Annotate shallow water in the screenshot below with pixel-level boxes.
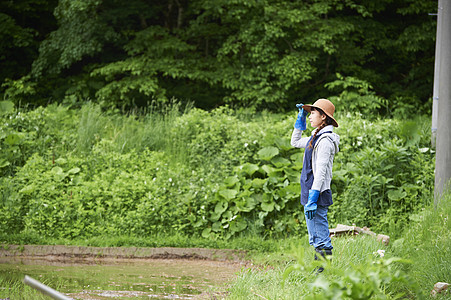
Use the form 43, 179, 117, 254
0, 257, 242, 299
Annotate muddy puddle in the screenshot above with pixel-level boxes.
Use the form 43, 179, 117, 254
0, 256, 244, 299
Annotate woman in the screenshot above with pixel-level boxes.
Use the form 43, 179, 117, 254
291, 98, 340, 272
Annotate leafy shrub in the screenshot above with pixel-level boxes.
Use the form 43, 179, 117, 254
0, 103, 435, 240
283, 250, 422, 299
326, 74, 388, 116
329, 114, 434, 235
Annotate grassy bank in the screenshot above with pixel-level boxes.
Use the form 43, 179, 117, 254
227, 191, 451, 299
0, 231, 284, 253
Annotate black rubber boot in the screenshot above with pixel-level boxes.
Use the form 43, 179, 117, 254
314, 248, 332, 274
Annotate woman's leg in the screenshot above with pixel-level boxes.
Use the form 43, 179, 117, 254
305, 205, 333, 273
305, 205, 333, 250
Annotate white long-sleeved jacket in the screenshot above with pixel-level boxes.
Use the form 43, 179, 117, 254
291, 125, 340, 192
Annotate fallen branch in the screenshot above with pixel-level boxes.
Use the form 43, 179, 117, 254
329, 224, 390, 245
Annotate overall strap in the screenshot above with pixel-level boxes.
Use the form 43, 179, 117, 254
311, 131, 332, 149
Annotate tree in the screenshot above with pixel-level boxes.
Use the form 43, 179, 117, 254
0, 0, 58, 94
1, 0, 437, 112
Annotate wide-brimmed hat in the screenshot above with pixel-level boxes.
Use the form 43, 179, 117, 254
302, 98, 338, 127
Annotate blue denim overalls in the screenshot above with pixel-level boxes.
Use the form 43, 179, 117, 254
300, 132, 333, 250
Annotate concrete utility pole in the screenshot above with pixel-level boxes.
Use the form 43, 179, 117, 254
435, 0, 451, 205
431, 0, 442, 148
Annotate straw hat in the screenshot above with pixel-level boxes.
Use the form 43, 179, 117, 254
302, 98, 338, 127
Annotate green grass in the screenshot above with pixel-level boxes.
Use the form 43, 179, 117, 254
391, 190, 451, 297
226, 192, 451, 299
0, 231, 282, 252
1, 102, 435, 241
226, 235, 396, 299
0, 102, 446, 298
1, 194, 449, 299
0, 277, 52, 300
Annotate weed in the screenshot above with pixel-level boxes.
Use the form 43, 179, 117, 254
0, 104, 435, 241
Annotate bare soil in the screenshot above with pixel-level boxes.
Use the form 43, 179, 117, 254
0, 244, 248, 262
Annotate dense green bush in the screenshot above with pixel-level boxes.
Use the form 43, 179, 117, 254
330, 115, 434, 233
0, 103, 435, 240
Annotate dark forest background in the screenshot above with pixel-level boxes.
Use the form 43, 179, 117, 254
0, 0, 437, 113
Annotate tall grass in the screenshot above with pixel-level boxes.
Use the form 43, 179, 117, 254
140, 100, 193, 163
391, 190, 451, 295
76, 102, 105, 153
227, 235, 398, 299
75, 101, 192, 163
227, 192, 451, 299
0, 277, 51, 300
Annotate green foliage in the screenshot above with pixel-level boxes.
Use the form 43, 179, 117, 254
284, 255, 419, 299
0, 102, 442, 299
0, 100, 14, 114
227, 192, 451, 299
0, 277, 50, 300
391, 191, 451, 294
0, 0, 436, 110
326, 73, 388, 116
0, 0, 58, 85
31, 0, 118, 77
0, 103, 435, 241
329, 114, 434, 236
227, 235, 425, 299
0, 13, 34, 54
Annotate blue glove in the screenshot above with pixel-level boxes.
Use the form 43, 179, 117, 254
294, 103, 308, 130
305, 189, 320, 219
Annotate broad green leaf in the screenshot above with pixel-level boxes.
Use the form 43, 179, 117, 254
284, 168, 299, 176
261, 164, 275, 175
209, 212, 221, 222
68, 167, 81, 174
215, 201, 228, 214
4, 133, 23, 146
19, 185, 34, 194
222, 210, 233, 221
245, 197, 257, 207
0, 101, 14, 114
268, 176, 279, 184
388, 189, 407, 201
212, 221, 222, 232
201, 228, 211, 238
261, 201, 275, 212
193, 218, 204, 228
230, 216, 247, 233
55, 158, 67, 165
283, 183, 301, 194
235, 197, 256, 212
0, 159, 10, 168
251, 178, 266, 189
258, 146, 279, 161
51, 166, 64, 175
290, 152, 303, 162
271, 156, 291, 168
251, 193, 263, 204
333, 169, 348, 180
275, 138, 292, 151
241, 163, 259, 176
219, 189, 238, 200
224, 176, 239, 187
237, 189, 253, 198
